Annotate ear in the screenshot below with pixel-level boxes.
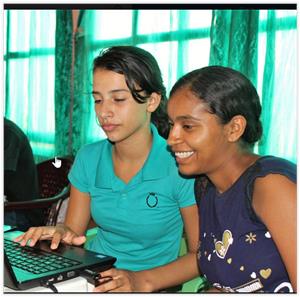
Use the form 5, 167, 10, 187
225, 115, 247, 143
146, 93, 161, 113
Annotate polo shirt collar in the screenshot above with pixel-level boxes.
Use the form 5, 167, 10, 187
95, 140, 114, 189
94, 124, 170, 189
141, 124, 170, 181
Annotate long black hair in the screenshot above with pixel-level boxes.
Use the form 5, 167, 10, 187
170, 66, 262, 148
93, 46, 169, 139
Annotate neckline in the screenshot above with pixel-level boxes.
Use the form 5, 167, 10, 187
215, 155, 270, 197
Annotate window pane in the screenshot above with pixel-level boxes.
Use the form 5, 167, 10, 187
4, 10, 7, 54
9, 10, 31, 51
259, 10, 268, 21
187, 10, 212, 28
34, 10, 56, 48
7, 56, 55, 134
271, 29, 297, 160
137, 10, 178, 34
138, 42, 178, 94
93, 10, 133, 40
276, 10, 297, 18
256, 27, 297, 161
185, 38, 211, 73
260, 9, 296, 21
7, 59, 30, 125
8, 10, 55, 51
28, 56, 55, 134
257, 32, 266, 100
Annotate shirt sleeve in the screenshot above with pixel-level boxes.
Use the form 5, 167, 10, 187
173, 173, 196, 208
68, 147, 90, 193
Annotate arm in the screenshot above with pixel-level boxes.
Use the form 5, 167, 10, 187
64, 185, 91, 236
49, 185, 92, 248
95, 204, 200, 292
14, 185, 91, 249
252, 174, 296, 291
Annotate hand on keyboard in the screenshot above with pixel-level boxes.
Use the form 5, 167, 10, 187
13, 224, 86, 250
5, 239, 82, 274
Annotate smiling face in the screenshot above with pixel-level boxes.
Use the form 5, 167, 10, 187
167, 87, 234, 176
93, 68, 151, 143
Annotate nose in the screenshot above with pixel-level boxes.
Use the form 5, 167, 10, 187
95, 101, 113, 121
167, 124, 182, 146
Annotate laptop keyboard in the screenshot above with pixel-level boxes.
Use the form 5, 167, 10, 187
4, 239, 82, 274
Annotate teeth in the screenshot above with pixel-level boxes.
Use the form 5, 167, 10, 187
174, 151, 194, 159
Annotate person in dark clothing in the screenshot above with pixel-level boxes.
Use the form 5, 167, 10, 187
167, 66, 296, 292
4, 118, 43, 231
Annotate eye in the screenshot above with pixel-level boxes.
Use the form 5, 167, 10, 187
114, 98, 126, 102
182, 124, 193, 130
94, 99, 102, 104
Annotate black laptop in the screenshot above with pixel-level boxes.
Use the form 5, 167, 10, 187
4, 232, 116, 291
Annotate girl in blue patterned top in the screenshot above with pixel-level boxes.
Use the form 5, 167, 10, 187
167, 66, 296, 292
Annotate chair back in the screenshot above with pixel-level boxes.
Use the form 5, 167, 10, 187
37, 157, 73, 198
4, 156, 74, 227
36, 156, 74, 225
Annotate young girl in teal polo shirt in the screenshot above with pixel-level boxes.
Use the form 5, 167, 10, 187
15, 46, 199, 292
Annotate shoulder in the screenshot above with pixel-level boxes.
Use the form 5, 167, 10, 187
253, 173, 296, 200
251, 157, 296, 219
250, 155, 296, 199
245, 156, 296, 195
72, 139, 109, 173
76, 139, 107, 159
4, 119, 28, 146
69, 139, 109, 187
242, 155, 296, 221
253, 156, 296, 182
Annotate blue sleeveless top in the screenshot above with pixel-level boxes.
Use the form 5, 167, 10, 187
196, 156, 296, 292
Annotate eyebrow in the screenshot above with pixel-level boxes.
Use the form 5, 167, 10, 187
92, 89, 130, 96
175, 115, 202, 121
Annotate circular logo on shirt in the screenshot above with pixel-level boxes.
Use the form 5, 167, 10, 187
146, 192, 158, 208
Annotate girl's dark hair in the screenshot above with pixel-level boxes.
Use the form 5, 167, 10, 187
93, 46, 169, 139
170, 66, 263, 148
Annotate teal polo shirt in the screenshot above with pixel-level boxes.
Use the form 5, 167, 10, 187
68, 125, 196, 271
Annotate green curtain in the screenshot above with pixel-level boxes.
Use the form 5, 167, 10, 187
54, 10, 73, 157
54, 10, 92, 157
72, 10, 92, 155
209, 10, 259, 86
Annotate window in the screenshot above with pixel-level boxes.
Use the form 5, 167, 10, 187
255, 10, 297, 161
4, 10, 56, 159
4, 7, 297, 162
